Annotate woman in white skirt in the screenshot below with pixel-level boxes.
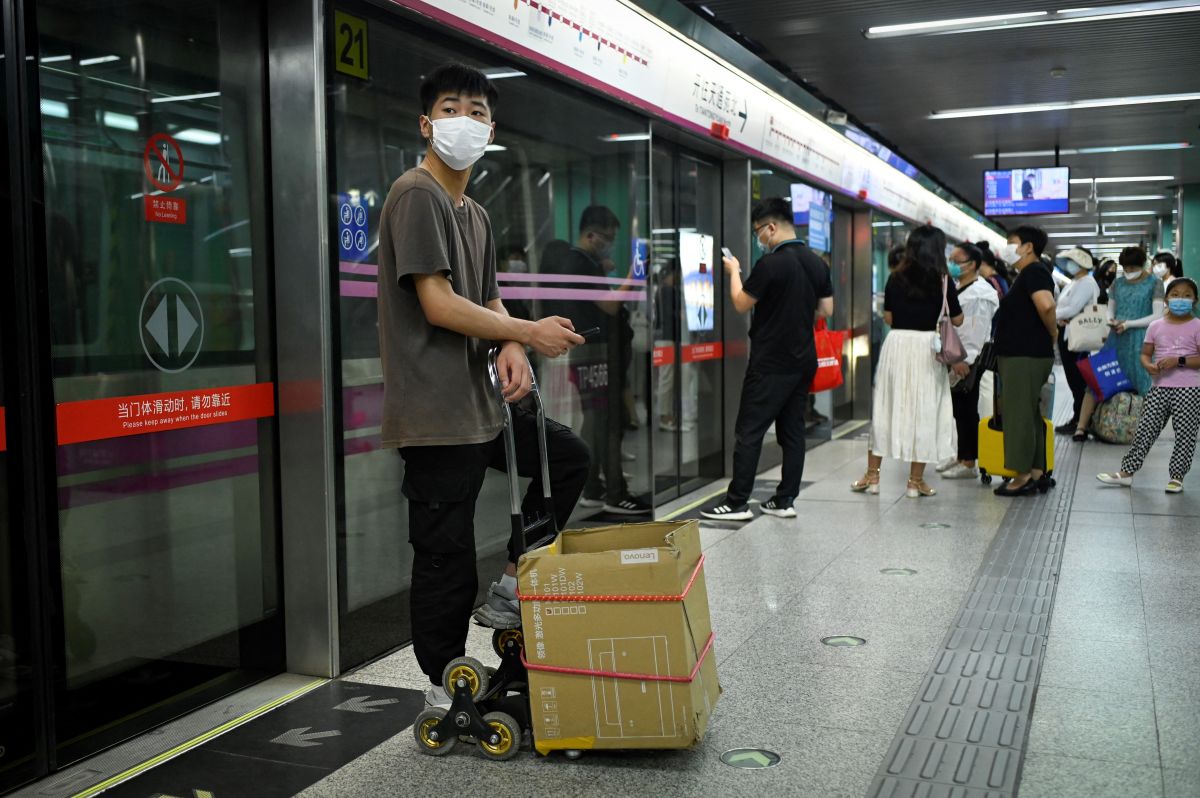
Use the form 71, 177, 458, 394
852, 225, 964, 497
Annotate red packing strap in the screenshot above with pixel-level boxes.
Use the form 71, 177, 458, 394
515, 554, 705, 603
522, 632, 715, 684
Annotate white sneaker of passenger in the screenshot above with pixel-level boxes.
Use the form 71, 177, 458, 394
472, 581, 521, 629
1166, 479, 1184, 494
940, 463, 978, 480
604, 496, 651, 515
1096, 472, 1133, 487
700, 504, 753, 522
935, 457, 958, 473
759, 499, 797, 518
425, 684, 452, 709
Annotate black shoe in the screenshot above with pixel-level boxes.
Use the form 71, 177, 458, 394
1072, 430, 1088, 442
604, 495, 652, 515
700, 503, 753, 522
994, 479, 1037, 497
1054, 422, 1078, 435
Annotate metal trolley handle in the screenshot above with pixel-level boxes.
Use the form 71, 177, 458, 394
487, 347, 557, 557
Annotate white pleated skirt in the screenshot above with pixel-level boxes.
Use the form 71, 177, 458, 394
870, 330, 955, 464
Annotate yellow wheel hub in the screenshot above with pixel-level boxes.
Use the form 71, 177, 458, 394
448, 665, 480, 696
419, 717, 445, 748
481, 719, 514, 756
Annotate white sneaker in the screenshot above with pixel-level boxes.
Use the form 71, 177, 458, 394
578, 496, 604, 508
1097, 472, 1132, 487
940, 463, 977, 480
759, 499, 797, 518
700, 504, 753, 522
472, 581, 521, 629
425, 684, 452, 709
1166, 480, 1184, 494
935, 457, 958, 473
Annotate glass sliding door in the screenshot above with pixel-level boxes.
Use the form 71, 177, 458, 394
652, 143, 725, 502
328, 2, 652, 669
34, 0, 283, 763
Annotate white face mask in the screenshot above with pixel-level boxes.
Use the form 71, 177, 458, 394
1000, 243, 1023, 265
427, 116, 492, 171
1152, 263, 1169, 278
506, 259, 528, 273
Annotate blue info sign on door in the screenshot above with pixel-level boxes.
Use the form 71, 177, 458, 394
338, 193, 370, 262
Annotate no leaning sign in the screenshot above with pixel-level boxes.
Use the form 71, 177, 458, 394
143, 132, 188, 224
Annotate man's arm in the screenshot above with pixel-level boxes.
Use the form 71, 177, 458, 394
414, 274, 583, 356
722, 255, 758, 314
817, 296, 833, 319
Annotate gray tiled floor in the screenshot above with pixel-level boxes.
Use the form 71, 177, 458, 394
291, 434, 1197, 798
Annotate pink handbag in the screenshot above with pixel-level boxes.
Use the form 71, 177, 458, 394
936, 277, 967, 365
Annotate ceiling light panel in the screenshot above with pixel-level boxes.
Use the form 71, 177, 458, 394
866, 2, 1200, 39
1069, 176, 1175, 184
972, 142, 1192, 158
932, 92, 1200, 119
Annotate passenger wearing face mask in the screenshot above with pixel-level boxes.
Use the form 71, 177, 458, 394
1098, 277, 1200, 494
937, 243, 999, 480
975, 241, 1009, 297
990, 226, 1058, 496
498, 244, 533, 321
376, 63, 589, 706
1153, 252, 1183, 282
1074, 246, 1165, 436
1052, 247, 1101, 440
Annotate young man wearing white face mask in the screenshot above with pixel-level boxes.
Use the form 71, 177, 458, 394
376, 63, 590, 708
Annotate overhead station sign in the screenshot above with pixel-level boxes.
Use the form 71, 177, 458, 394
393, 0, 1003, 248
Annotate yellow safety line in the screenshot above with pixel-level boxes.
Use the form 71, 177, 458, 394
71, 678, 327, 798
660, 486, 725, 520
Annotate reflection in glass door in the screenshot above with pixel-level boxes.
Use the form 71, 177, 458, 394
652, 144, 724, 502
33, 0, 283, 765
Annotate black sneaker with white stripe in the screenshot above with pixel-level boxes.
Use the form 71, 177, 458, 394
604, 495, 651, 515
700, 503, 753, 522
759, 498, 797, 518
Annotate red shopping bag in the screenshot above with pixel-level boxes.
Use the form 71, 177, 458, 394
811, 319, 845, 392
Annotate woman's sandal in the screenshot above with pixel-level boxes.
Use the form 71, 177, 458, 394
1072, 429, 1088, 442
850, 468, 881, 495
906, 478, 936, 498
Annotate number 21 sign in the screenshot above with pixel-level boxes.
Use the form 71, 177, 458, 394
335, 11, 368, 80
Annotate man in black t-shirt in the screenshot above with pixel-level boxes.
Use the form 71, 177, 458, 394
702, 197, 834, 521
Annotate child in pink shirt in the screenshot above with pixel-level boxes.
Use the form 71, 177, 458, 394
1098, 277, 1200, 492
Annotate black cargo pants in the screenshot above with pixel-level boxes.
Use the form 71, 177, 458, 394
399, 405, 589, 684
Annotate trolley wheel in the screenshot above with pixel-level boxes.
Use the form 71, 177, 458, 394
492, 628, 524, 658
485, 665, 498, 682
981, 474, 993, 485
442, 656, 490, 701
413, 708, 457, 756
564, 749, 583, 760
478, 711, 521, 761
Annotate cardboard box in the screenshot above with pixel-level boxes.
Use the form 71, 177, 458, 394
517, 520, 720, 755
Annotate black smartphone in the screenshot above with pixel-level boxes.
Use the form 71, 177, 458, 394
578, 326, 601, 339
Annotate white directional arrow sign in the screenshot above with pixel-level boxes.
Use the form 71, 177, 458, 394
145, 296, 170, 354
270, 727, 342, 748
176, 296, 199, 352
333, 696, 400, 714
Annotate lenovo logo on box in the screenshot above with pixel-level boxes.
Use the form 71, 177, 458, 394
620, 548, 659, 565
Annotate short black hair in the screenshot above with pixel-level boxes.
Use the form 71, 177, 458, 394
750, 197, 794, 228
579, 205, 620, 235
1010, 225, 1049, 257
1119, 246, 1147, 267
419, 63, 499, 117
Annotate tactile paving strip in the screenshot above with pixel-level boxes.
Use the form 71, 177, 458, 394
868, 439, 1081, 798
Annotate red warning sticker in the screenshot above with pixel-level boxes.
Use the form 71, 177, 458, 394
143, 133, 188, 224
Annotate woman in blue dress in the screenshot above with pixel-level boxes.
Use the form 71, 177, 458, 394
1077, 246, 1164, 434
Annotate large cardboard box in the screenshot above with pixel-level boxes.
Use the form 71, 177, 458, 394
517, 520, 720, 755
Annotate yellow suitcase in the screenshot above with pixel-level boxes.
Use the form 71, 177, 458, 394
977, 415, 1055, 489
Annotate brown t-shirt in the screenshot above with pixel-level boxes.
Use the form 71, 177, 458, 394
377, 167, 503, 448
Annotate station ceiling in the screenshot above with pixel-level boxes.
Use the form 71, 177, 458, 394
683, 0, 1200, 250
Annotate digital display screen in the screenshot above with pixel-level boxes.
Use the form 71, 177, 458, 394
790, 183, 833, 253
984, 167, 1070, 216
679, 231, 714, 333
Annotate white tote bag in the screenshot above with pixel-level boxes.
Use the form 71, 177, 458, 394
1066, 304, 1109, 353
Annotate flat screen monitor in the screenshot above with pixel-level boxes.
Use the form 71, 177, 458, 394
984, 167, 1070, 216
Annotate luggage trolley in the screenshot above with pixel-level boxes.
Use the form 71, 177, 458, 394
412, 347, 557, 760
